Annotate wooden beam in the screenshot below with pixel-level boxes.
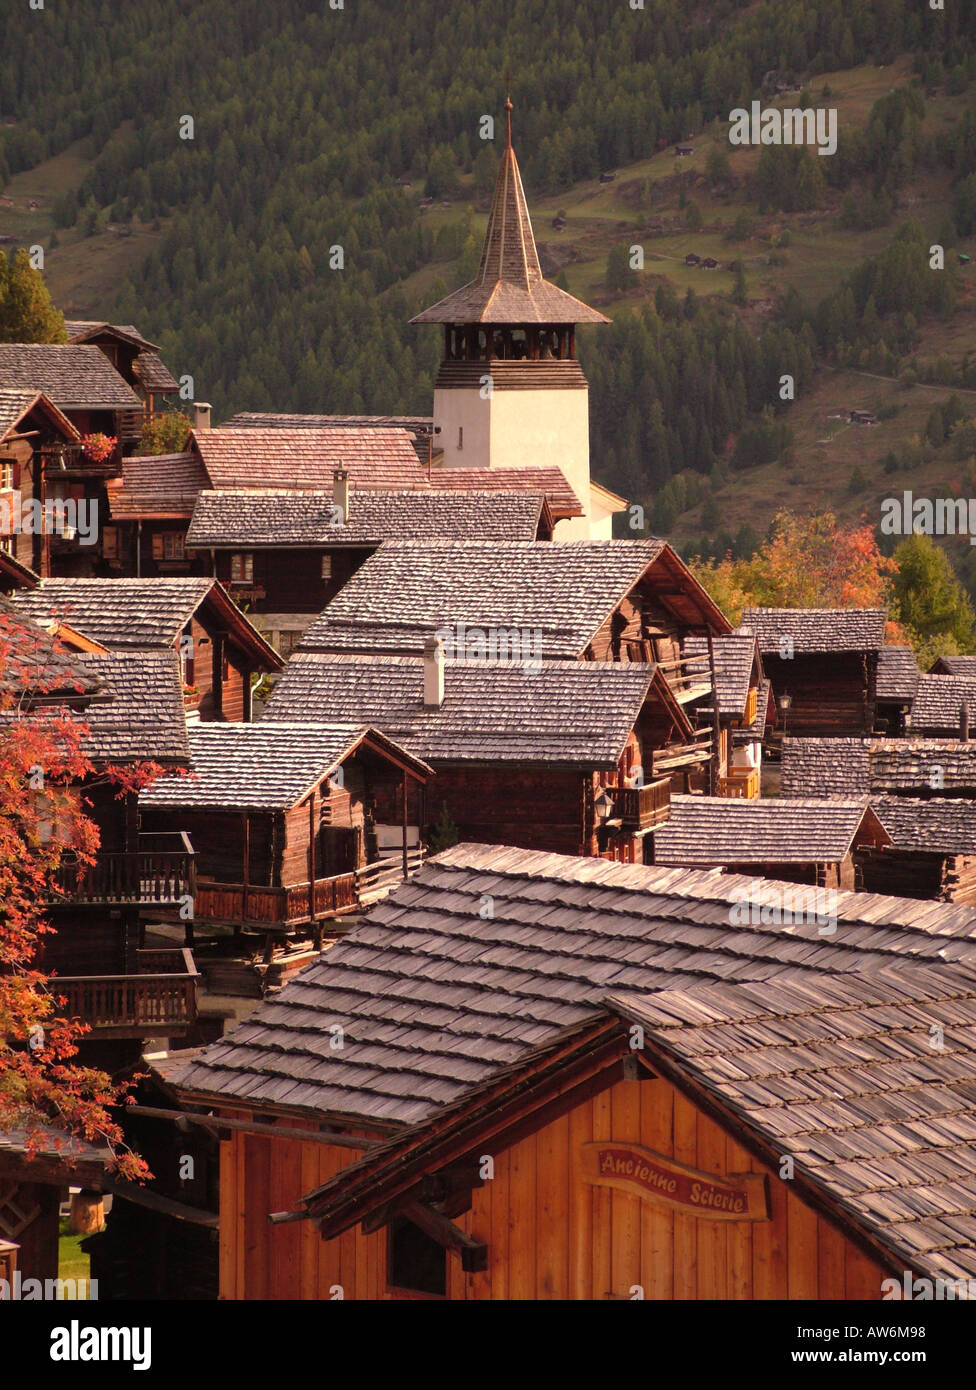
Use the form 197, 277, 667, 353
401, 1201, 488, 1273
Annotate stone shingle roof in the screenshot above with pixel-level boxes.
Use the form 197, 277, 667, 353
911, 675, 976, 733
783, 737, 976, 797
9, 577, 215, 649
410, 119, 608, 327
612, 966, 976, 1283
193, 427, 429, 491
740, 607, 887, 654
873, 797, 976, 855
105, 453, 208, 521
72, 650, 190, 765
265, 653, 665, 765
140, 721, 428, 811
684, 631, 759, 719
653, 795, 884, 866
170, 842, 976, 1127
184, 489, 547, 548
877, 645, 921, 702
0, 345, 141, 410
298, 538, 674, 657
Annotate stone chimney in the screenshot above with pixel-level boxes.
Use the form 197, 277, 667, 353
333, 467, 349, 521
193, 402, 212, 432
423, 635, 444, 709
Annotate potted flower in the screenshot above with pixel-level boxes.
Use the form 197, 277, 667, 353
80, 433, 118, 466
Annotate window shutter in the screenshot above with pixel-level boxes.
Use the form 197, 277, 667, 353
151, 533, 164, 560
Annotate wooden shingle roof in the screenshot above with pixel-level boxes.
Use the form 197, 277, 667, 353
0, 387, 79, 443
0, 345, 141, 410
932, 655, 976, 680
140, 721, 429, 811
0, 598, 105, 703
427, 466, 583, 519
170, 843, 976, 1128
877, 645, 921, 702
740, 607, 887, 654
193, 427, 428, 490
105, 452, 208, 521
611, 966, 976, 1283
8, 578, 281, 669
683, 631, 760, 719
783, 737, 976, 797
265, 653, 679, 765
874, 797, 976, 855
299, 538, 726, 657
911, 674, 976, 733
64, 320, 158, 350
222, 412, 433, 432
410, 108, 608, 327
72, 650, 190, 765
184, 489, 547, 548
653, 795, 887, 866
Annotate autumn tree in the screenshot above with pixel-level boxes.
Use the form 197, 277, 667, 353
0, 610, 158, 1178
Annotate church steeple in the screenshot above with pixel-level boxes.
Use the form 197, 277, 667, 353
410, 99, 608, 328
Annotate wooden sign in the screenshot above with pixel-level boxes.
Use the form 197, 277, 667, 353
580, 1143, 768, 1220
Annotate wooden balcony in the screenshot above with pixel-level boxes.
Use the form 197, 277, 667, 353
48, 833, 195, 906
54, 948, 198, 1038
605, 777, 671, 831
193, 850, 425, 930
41, 442, 122, 476
717, 767, 761, 799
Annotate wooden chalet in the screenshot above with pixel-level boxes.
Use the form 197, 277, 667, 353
183, 484, 554, 653
0, 387, 91, 579
265, 652, 694, 863
683, 630, 770, 798
8, 576, 282, 722
163, 844, 976, 1301
908, 673, 976, 739
740, 607, 887, 738
874, 644, 920, 734
651, 795, 890, 890
103, 450, 210, 579
782, 736, 976, 800
64, 319, 180, 424
859, 797, 976, 905
139, 721, 432, 951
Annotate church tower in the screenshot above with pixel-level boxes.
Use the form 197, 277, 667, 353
410, 99, 615, 539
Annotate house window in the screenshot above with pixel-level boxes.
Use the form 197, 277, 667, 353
0, 458, 15, 491
102, 525, 120, 560
320, 555, 332, 581
388, 1216, 446, 1297
230, 553, 253, 584
151, 531, 185, 562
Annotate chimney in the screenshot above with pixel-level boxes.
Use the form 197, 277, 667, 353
333, 467, 349, 521
193, 402, 212, 432
962, 702, 970, 742
423, 635, 444, 709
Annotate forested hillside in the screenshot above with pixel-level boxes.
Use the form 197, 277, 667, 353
2, 0, 976, 573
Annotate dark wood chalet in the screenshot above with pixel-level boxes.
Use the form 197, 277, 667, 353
267, 650, 716, 864
781, 736, 976, 800
8, 576, 282, 722
874, 644, 920, 734
740, 607, 887, 738
183, 483, 554, 653
651, 794, 891, 890
908, 673, 976, 739
139, 721, 432, 950
64, 319, 180, 425
165, 843, 976, 1301
103, 450, 211, 580
858, 797, 976, 905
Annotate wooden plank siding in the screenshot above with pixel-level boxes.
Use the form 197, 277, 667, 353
216, 1073, 891, 1300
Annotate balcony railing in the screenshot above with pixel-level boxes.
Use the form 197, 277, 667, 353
193, 849, 426, 928
605, 777, 672, 831
54, 948, 198, 1037
41, 442, 122, 476
48, 833, 195, 905
717, 767, 761, 799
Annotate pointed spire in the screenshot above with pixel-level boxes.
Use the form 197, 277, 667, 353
409, 97, 609, 327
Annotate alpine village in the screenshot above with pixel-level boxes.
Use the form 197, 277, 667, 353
5, 15, 976, 1325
